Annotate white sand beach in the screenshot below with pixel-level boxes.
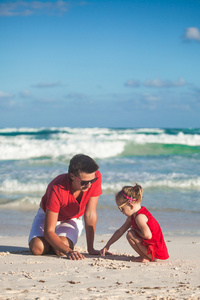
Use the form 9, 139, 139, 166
0, 235, 200, 300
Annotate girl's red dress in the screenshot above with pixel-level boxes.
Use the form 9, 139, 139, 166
131, 206, 169, 261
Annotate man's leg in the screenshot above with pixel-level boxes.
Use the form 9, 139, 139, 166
53, 236, 74, 256
28, 208, 49, 255
55, 218, 83, 256
29, 236, 51, 255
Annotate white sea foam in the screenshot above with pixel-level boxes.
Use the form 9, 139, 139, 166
143, 178, 200, 190
132, 132, 200, 146
102, 176, 200, 192
0, 127, 200, 160
1, 196, 41, 209
0, 179, 47, 194
0, 133, 125, 160
1, 175, 199, 197
132, 128, 165, 133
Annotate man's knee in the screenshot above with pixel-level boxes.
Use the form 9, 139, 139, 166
29, 237, 49, 255
59, 236, 74, 249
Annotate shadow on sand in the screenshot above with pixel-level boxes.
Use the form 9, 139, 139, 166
80, 253, 132, 261
0, 245, 31, 255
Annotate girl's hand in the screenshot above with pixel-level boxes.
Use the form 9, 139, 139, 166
100, 246, 112, 256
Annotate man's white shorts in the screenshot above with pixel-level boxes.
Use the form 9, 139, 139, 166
28, 208, 84, 245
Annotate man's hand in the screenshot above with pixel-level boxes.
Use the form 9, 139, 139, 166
66, 251, 85, 260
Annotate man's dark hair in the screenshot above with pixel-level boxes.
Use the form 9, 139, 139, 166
68, 154, 99, 175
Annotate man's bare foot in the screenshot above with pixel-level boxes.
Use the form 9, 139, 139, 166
130, 256, 150, 263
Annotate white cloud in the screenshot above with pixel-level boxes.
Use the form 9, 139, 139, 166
65, 93, 90, 104
66, 93, 87, 100
33, 81, 62, 88
144, 78, 186, 88
142, 93, 161, 102
124, 78, 186, 88
19, 90, 32, 98
0, 1, 86, 17
182, 27, 200, 42
124, 79, 140, 87
0, 91, 14, 99
36, 96, 58, 103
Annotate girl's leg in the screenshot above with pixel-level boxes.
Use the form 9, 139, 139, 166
126, 229, 152, 262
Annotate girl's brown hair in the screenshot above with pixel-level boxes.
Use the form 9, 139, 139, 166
116, 183, 143, 205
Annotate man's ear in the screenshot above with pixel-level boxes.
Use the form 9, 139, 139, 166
69, 173, 74, 181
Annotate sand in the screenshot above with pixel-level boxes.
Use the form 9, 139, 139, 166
0, 234, 200, 300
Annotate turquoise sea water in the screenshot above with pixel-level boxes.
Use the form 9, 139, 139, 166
0, 127, 200, 237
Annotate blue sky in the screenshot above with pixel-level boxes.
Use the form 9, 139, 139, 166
0, 0, 200, 128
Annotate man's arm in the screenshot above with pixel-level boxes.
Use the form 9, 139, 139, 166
44, 209, 84, 259
84, 196, 99, 255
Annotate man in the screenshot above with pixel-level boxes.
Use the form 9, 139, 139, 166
29, 154, 102, 260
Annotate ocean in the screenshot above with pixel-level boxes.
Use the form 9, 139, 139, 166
0, 127, 200, 238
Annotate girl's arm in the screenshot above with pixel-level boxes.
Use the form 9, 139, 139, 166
134, 214, 152, 239
100, 217, 131, 256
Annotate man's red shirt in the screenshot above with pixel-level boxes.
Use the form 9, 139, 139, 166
41, 171, 102, 221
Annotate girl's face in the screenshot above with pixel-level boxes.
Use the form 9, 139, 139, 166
116, 198, 134, 217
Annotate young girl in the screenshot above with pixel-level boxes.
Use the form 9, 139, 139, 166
100, 184, 169, 262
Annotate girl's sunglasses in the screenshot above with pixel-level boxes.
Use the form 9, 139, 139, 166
74, 174, 98, 186
118, 197, 137, 212
118, 200, 129, 212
